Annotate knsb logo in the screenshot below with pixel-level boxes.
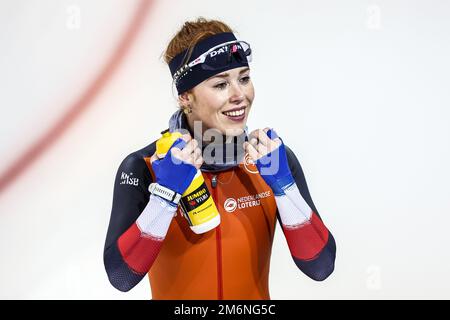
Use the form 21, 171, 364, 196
244, 153, 259, 174
224, 198, 237, 213
120, 172, 139, 186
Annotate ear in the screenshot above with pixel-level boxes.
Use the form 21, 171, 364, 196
178, 91, 192, 107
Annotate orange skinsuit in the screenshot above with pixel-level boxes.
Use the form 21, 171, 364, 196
104, 141, 336, 299
148, 159, 277, 299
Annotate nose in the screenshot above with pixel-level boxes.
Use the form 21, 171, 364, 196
229, 80, 245, 103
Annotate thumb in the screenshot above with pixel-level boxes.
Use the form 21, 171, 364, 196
265, 128, 279, 140
166, 138, 187, 165
168, 138, 187, 153
265, 128, 283, 146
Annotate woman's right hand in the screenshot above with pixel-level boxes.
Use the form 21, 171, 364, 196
150, 134, 204, 195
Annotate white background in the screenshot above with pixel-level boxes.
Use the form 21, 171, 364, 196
0, 0, 449, 299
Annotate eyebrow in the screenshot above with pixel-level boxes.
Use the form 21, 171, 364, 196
210, 67, 250, 79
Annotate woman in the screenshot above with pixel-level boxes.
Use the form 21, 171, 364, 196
104, 17, 336, 299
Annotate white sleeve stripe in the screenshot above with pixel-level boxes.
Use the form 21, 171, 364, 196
136, 194, 177, 238
275, 183, 313, 227
135, 223, 165, 241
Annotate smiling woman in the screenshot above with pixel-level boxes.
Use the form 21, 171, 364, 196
103, 17, 336, 299
183, 66, 253, 136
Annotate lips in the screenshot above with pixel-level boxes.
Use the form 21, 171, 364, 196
222, 106, 246, 117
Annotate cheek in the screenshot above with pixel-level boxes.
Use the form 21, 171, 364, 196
195, 95, 226, 127
203, 93, 227, 115
193, 88, 223, 115
246, 83, 255, 102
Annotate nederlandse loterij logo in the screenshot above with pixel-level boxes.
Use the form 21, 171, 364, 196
120, 172, 139, 186
224, 198, 238, 213
223, 191, 272, 213
243, 153, 259, 174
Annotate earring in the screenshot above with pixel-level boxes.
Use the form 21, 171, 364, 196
183, 106, 192, 114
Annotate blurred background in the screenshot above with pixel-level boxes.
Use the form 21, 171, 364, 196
1, 0, 449, 299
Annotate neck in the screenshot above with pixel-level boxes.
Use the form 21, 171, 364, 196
186, 117, 237, 146
169, 109, 247, 171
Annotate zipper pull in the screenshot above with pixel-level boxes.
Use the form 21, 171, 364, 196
211, 174, 217, 188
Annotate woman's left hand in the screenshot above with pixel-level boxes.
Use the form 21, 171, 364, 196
244, 128, 295, 196
244, 128, 282, 161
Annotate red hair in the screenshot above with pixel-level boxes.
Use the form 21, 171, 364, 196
163, 17, 234, 67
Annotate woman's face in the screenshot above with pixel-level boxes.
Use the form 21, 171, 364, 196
183, 66, 254, 138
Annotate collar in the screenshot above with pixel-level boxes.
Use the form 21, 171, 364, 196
168, 109, 248, 173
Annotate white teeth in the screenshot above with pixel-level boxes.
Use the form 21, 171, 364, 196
224, 108, 245, 117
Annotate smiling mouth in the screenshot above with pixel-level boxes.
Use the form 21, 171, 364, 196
222, 106, 246, 117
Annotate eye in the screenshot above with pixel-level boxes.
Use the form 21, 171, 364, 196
214, 82, 227, 89
240, 76, 251, 84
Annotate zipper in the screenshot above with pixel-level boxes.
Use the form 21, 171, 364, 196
211, 174, 218, 188
209, 173, 223, 300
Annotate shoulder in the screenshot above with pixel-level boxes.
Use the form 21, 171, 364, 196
116, 140, 157, 177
